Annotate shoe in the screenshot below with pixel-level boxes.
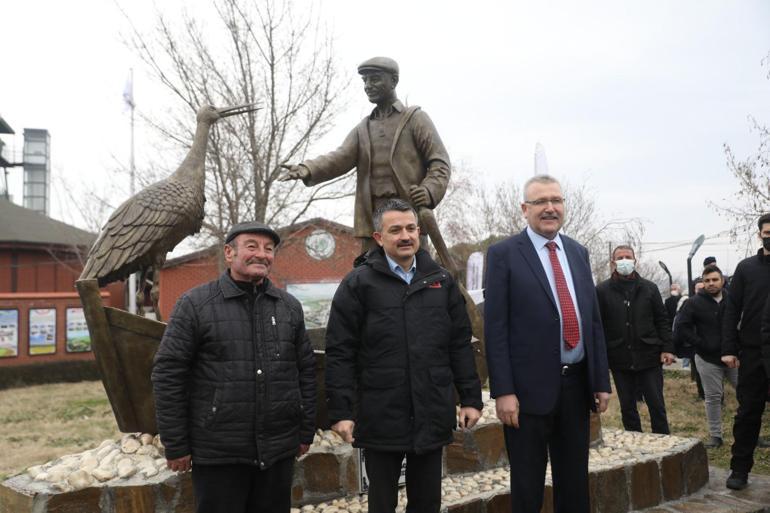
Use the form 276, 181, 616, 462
704, 437, 723, 449
726, 471, 748, 490
758, 437, 770, 448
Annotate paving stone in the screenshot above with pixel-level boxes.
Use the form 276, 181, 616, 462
0, 479, 34, 513
113, 485, 156, 513
446, 497, 484, 513
589, 412, 602, 447
344, 455, 360, 494
446, 431, 483, 474
670, 498, 738, 512
682, 442, 709, 494
660, 452, 684, 501
484, 492, 511, 513
174, 472, 195, 513
590, 466, 628, 513
473, 424, 507, 469
303, 453, 342, 493
46, 487, 102, 513
632, 459, 662, 510
701, 493, 766, 512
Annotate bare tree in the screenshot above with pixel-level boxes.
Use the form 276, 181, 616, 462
437, 167, 647, 282
710, 118, 770, 249
119, 0, 353, 245
710, 53, 770, 249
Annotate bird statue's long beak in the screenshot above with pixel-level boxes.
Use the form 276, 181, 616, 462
217, 102, 261, 118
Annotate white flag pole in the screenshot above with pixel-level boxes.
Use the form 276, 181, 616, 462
125, 68, 138, 315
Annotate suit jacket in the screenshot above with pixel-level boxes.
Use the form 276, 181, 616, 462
484, 230, 611, 415
299, 102, 450, 237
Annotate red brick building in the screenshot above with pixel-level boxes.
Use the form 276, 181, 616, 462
0, 199, 125, 370
159, 218, 361, 325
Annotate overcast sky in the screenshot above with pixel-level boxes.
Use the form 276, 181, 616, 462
1, 0, 769, 282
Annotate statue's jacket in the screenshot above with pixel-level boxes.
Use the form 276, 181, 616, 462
152, 271, 316, 469
300, 101, 451, 237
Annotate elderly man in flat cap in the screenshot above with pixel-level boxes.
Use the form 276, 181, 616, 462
152, 221, 316, 513
281, 56, 451, 250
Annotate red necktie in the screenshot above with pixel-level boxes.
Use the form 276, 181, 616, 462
546, 241, 580, 349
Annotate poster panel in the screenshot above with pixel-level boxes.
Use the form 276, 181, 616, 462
29, 308, 57, 355
0, 309, 19, 358
66, 307, 91, 353
286, 282, 340, 329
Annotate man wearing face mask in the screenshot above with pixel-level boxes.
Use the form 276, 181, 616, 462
721, 212, 770, 490
596, 245, 676, 434
664, 283, 682, 326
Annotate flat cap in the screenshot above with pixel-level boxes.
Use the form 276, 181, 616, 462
358, 56, 399, 75
225, 221, 280, 245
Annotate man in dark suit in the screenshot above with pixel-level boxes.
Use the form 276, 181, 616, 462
484, 174, 611, 513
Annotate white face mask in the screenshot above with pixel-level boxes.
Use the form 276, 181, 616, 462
615, 259, 635, 276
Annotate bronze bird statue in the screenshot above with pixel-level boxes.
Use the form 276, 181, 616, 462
80, 103, 259, 318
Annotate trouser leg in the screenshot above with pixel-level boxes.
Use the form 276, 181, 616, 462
192, 464, 253, 513
549, 370, 590, 513
695, 355, 726, 438
248, 456, 295, 513
731, 352, 769, 473
636, 365, 670, 434
404, 448, 443, 513
611, 369, 643, 432
504, 414, 549, 513
365, 449, 405, 513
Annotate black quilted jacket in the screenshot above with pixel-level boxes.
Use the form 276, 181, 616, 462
152, 271, 316, 469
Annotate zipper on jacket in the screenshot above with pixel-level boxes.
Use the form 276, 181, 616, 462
252, 283, 267, 468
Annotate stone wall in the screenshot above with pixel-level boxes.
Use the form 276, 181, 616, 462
1, 429, 709, 513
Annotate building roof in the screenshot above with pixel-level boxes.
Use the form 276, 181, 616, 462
0, 199, 95, 247
0, 115, 14, 134
164, 217, 354, 269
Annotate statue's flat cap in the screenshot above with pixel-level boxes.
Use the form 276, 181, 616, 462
225, 221, 280, 245
358, 56, 399, 75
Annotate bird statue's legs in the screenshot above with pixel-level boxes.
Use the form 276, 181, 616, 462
150, 255, 166, 322
150, 267, 162, 323
135, 269, 148, 317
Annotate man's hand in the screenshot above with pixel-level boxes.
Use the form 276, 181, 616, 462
661, 352, 676, 366
495, 394, 520, 428
167, 455, 192, 472
458, 406, 482, 430
594, 392, 610, 413
279, 163, 310, 182
409, 185, 431, 207
722, 355, 740, 369
331, 420, 355, 443
297, 444, 310, 458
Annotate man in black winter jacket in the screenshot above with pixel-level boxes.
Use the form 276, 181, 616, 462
596, 245, 676, 435
325, 198, 482, 513
722, 213, 770, 491
152, 221, 316, 513
677, 265, 737, 448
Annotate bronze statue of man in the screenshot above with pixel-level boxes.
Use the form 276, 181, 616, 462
281, 56, 451, 251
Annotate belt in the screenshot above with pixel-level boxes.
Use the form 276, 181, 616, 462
560, 360, 586, 376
